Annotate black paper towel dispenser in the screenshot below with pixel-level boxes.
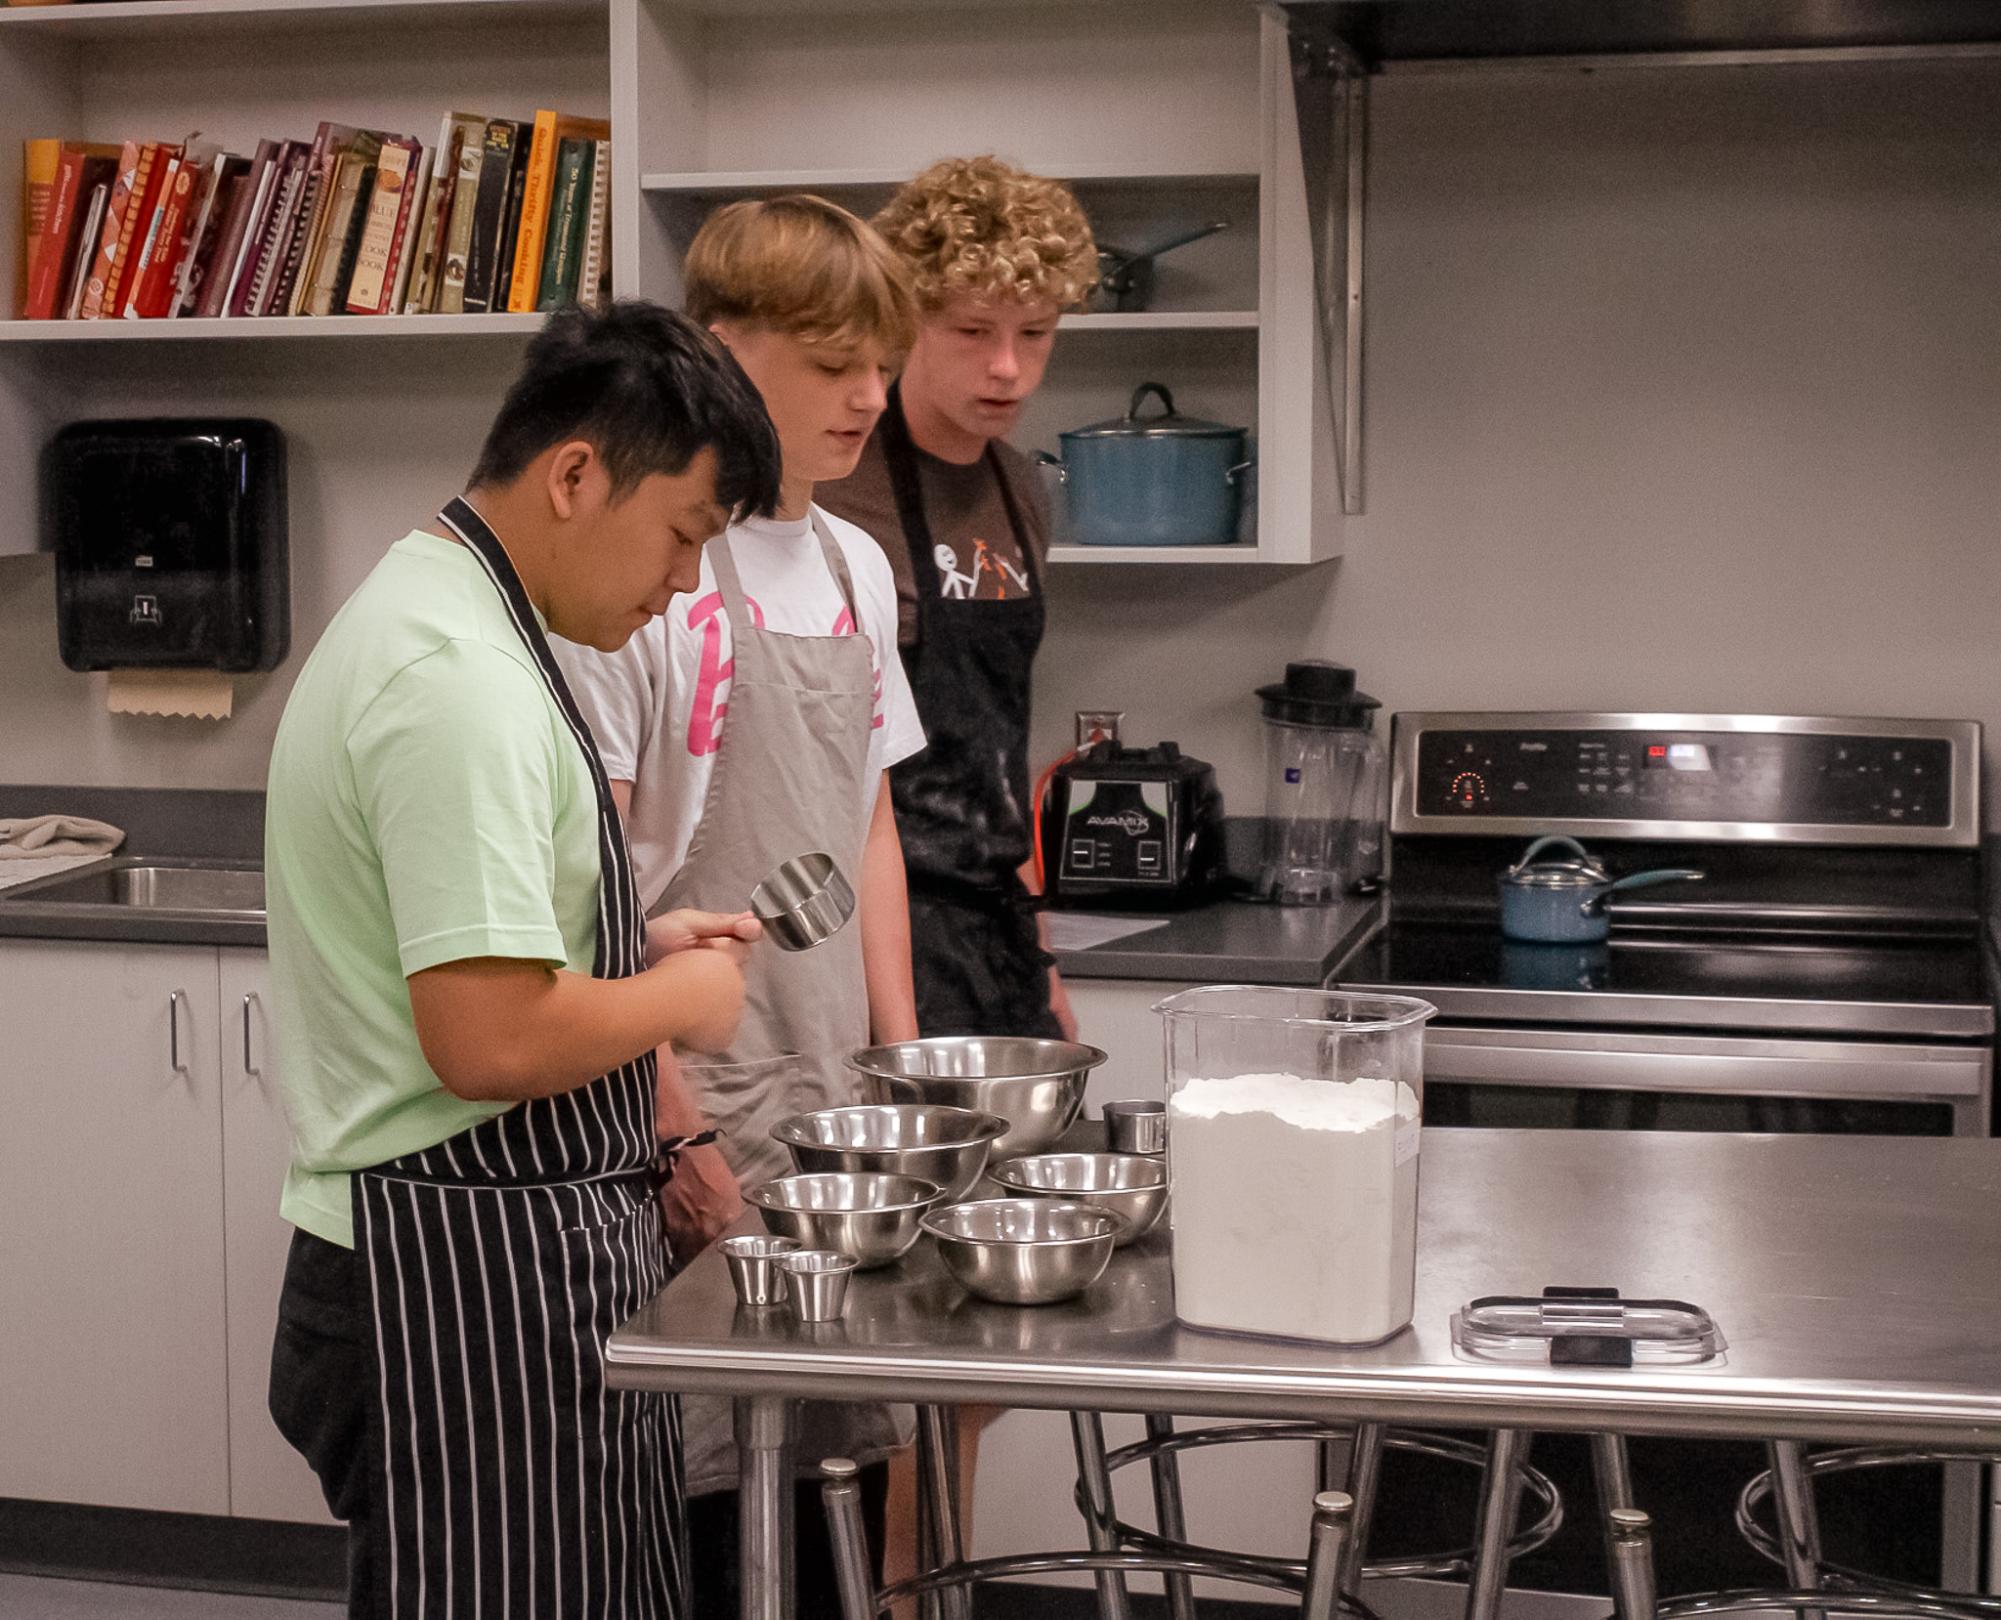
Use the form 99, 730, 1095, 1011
45, 418, 289, 673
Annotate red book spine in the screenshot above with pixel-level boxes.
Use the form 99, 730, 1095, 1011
107, 144, 170, 319
129, 160, 198, 319
23, 147, 87, 319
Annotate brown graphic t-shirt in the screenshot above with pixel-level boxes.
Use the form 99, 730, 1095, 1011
817, 431, 1051, 649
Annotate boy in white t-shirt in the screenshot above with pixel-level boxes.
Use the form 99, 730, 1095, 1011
553, 197, 923, 1616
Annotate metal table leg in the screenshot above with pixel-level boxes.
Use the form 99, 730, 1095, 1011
1592, 1434, 1638, 1602
1143, 1415, 1201, 1620
1341, 1421, 1386, 1600
1607, 1508, 1659, 1620
1303, 1491, 1356, 1620
1070, 1410, 1136, 1620
1766, 1441, 1826, 1620
822, 1457, 881, 1620
736, 1395, 797, 1620
1465, 1428, 1530, 1620
919, 1407, 972, 1620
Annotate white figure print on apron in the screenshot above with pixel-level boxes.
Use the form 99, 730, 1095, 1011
351, 497, 689, 1620
655, 513, 905, 1494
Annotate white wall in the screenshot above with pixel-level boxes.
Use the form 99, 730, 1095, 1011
3, 57, 1997, 828
1033, 57, 2001, 824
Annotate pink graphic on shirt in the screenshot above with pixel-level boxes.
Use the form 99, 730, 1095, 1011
688, 593, 883, 756
832, 606, 888, 733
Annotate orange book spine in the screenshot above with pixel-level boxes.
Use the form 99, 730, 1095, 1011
505, 109, 559, 314
78, 140, 143, 320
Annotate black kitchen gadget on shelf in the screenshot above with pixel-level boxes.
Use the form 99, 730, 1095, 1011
1040, 739, 1225, 909
45, 418, 289, 673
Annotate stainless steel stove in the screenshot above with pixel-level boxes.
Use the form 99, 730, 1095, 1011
1333, 712, 1995, 1600
1338, 711, 1994, 1138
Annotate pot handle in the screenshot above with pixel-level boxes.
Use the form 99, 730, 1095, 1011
1126, 382, 1177, 423
1510, 834, 1593, 874
1226, 458, 1256, 485
1582, 867, 1705, 918
1033, 449, 1067, 485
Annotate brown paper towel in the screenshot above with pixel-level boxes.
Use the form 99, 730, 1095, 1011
107, 670, 234, 719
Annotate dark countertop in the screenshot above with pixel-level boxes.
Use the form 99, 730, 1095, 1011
0, 786, 1383, 980
1050, 893, 1380, 986
0, 785, 266, 949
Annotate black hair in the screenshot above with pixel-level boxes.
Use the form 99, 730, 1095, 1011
469, 300, 782, 519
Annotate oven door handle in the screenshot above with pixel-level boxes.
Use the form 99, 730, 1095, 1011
1423, 1026, 1989, 1101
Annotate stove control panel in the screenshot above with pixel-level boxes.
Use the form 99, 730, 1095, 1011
1393, 714, 1978, 846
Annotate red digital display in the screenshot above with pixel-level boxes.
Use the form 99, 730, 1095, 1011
1647, 745, 1668, 757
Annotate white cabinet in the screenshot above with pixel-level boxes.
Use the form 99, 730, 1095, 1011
0, 939, 230, 1513
1065, 976, 1193, 1110
219, 949, 334, 1525
0, 938, 331, 1523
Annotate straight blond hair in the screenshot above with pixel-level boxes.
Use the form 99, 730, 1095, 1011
685, 194, 918, 355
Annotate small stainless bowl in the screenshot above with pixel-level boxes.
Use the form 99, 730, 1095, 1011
846, 1036, 1108, 1159
1102, 1098, 1168, 1156
920, 1197, 1125, 1305
746, 1172, 943, 1269
752, 852, 856, 952
988, 1153, 1168, 1246
720, 1234, 804, 1307
772, 1104, 1009, 1202
775, 1249, 858, 1322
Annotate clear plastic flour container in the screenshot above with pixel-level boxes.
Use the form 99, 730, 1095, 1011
1155, 987, 1436, 1346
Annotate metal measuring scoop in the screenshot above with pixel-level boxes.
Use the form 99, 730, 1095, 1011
751, 851, 857, 951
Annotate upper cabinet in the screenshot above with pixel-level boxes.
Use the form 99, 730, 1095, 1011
613, 0, 1345, 565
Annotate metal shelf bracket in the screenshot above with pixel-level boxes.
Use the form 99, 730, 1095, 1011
1287, 23, 1368, 515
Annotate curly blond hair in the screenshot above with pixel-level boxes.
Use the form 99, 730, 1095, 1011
873, 156, 1098, 313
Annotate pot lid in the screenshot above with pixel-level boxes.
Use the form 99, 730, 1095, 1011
1504, 859, 1607, 890
1255, 661, 1382, 728
1063, 382, 1244, 440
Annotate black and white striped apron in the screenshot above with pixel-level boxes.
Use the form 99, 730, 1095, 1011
351, 496, 686, 1620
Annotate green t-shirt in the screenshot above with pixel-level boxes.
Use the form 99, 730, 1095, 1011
265, 530, 603, 1248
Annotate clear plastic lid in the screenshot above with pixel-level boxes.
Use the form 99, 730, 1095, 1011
1451, 1292, 1726, 1366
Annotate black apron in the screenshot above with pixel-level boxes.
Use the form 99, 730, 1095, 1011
878, 385, 1061, 1040
349, 497, 687, 1620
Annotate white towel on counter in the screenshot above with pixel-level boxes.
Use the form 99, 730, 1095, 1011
0, 814, 126, 859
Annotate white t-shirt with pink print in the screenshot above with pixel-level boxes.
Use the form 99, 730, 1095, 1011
552, 505, 927, 911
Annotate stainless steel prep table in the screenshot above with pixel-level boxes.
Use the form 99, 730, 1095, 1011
608, 1130, 2001, 1617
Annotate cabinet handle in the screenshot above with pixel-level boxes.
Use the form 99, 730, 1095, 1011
242, 992, 261, 1079
168, 989, 189, 1077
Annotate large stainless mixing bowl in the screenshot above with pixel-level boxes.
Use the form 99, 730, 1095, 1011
771, 1104, 1008, 1201
845, 1036, 1108, 1159
920, 1197, 1125, 1305
988, 1152, 1168, 1246
744, 1172, 943, 1269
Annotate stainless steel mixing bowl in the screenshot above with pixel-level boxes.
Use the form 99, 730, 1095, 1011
771, 1103, 1009, 1201
988, 1152, 1169, 1246
919, 1197, 1125, 1305
845, 1036, 1108, 1159
744, 1172, 942, 1268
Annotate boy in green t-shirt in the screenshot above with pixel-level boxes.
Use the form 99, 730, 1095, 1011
264, 302, 781, 1619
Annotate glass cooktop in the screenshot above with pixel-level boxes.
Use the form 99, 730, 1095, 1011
1338, 923, 1994, 1039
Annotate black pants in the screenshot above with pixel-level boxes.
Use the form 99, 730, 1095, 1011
687, 1465, 889, 1620
268, 1229, 376, 1619
907, 886, 1062, 1039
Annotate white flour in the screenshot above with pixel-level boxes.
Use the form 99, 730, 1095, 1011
1168, 1071, 1420, 1345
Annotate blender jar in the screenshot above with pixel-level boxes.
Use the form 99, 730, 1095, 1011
1256, 662, 1386, 904
1154, 986, 1436, 1346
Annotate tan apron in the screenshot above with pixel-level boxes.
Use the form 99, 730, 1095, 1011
658, 513, 907, 1495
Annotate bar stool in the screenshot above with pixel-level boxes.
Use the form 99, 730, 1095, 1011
1603, 1505, 1986, 1620
1736, 1441, 2001, 1616
1073, 1415, 1574, 1620
822, 1455, 1370, 1620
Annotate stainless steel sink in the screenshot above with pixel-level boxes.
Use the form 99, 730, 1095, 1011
4, 860, 264, 917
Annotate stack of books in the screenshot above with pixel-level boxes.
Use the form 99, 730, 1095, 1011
18, 110, 612, 321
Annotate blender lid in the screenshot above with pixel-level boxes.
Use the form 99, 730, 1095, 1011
1256, 661, 1382, 728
